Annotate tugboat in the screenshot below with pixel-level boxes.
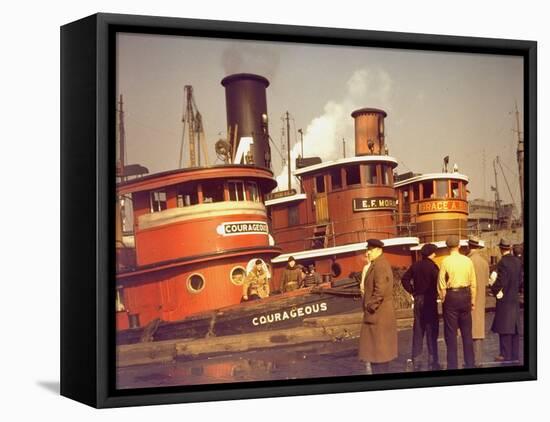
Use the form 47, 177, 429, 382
266, 107, 418, 290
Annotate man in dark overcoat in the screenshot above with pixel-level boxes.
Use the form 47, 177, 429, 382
401, 243, 440, 371
491, 239, 523, 363
358, 239, 398, 374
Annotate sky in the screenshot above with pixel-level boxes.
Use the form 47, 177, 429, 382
116, 32, 524, 205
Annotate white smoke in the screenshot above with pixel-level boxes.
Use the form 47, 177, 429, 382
275, 68, 393, 191
222, 44, 280, 80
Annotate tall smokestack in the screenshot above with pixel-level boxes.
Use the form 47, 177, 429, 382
351, 108, 387, 156
221, 73, 271, 168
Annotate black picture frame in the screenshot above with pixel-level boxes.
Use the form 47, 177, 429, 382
60, 12, 537, 408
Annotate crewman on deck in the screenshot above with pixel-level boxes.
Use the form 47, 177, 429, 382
438, 235, 477, 369
242, 259, 270, 301
358, 239, 398, 374
280, 256, 304, 293
467, 236, 490, 367
303, 264, 322, 288
401, 243, 440, 371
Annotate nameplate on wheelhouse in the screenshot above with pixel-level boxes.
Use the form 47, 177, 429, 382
352, 197, 397, 212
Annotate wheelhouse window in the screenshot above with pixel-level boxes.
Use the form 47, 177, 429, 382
315, 175, 325, 193
288, 204, 300, 226
246, 181, 260, 202
202, 180, 224, 203
364, 164, 378, 184
412, 183, 420, 202
330, 168, 342, 190
451, 180, 460, 198
346, 165, 361, 186
150, 191, 167, 212
422, 181, 434, 199
228, 180, 246, 201
436, 179, 449, 198
115, 287, 126, 312
381, 165, 392, 185
177, 183, 198, 207
402, 189, 410, 205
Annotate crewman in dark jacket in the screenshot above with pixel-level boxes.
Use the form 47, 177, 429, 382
303, 264, 322, 288
280, 256, 304, 292
401, 243, 440, 371
491, 239, 523, 363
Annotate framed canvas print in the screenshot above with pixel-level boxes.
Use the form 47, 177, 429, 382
60, 13, 537, 408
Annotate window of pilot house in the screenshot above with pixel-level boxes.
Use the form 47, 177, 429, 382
330, 168, 342, 190
230, 266, 247, 286
436, 179, 449, 198
228, 180, 246, 201
346, 165, 361, 186
115, 287, 125, 312
177, 184, 198, 207
364, 164, 378, 184
315, 175, 325, 193
451, 180, 460, 198
288, 204, 300, 226
422, 181, 434, 199
187, 273, 205, 293
412, 183, 420, 202
150, 191, 167, 212
246, 181, 260, 202
381, 165, 392, 185
201, 180, 224, 203
402, 190, 410, 204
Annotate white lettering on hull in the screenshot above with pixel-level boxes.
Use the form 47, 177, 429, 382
251, 302, 329, 326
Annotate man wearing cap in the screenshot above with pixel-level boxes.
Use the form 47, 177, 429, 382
303, 264, 322, 288
359, 239, 398, 374
401, 243, 440, 371
280, 256, 304, 293
467, 236, 490, 367
438, 235, 477, 369
491, 239, 523, 363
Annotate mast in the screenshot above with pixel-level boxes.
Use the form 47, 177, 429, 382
286, 111, 291, 190
118, 94, 126, 182
514, 101, 524, 221
492, 158, 501, 225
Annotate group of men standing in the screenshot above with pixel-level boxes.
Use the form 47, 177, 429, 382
242, 256, 323, 302
358, 235, 523, 373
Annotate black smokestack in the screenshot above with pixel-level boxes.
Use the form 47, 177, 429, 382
221, 73, 271, 169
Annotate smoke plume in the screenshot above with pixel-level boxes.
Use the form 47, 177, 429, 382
275, 67, 393, 190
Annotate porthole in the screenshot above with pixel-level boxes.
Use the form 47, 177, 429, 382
230, 266, 247, 286
187, 273, 205, 293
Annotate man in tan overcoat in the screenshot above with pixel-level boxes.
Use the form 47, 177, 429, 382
359, 239, 398, 374
467, 236, 489, 367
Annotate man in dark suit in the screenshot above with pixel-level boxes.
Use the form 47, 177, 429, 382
401, 243, 440, 371
491, 239, 523, 363
358, 239, 398, 374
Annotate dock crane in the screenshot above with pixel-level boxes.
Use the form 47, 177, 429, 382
179, 85, 209, 168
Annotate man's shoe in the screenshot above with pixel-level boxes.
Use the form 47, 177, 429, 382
494, 355, 506, 362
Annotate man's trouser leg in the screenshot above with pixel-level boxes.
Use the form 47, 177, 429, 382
443, 293, 459, 370
458, 297, 475, 369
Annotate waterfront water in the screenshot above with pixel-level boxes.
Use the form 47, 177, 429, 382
117, 312, 524, 389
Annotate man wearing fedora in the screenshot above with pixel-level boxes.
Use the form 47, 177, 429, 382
438, 235, 477, 369
467, 236, 490, 367
491, 238, 523, 363
401, 243, 440, 371
358, 239, 398, 374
